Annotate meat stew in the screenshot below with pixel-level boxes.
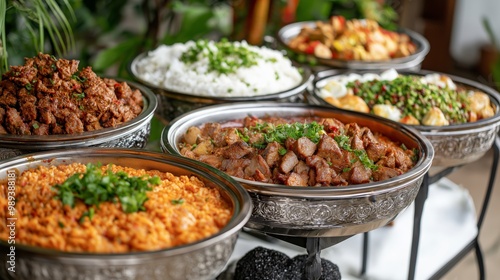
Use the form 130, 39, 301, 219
178, 116, 418, 186
0, 53, 143, 135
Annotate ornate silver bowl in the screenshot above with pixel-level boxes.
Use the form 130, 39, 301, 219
0, 79, 157, 162
309, 69, 500, 167
276, 21, 430, 71
128, 52, 313, 121
161, 103, 434, 237
0, 148, 252, 280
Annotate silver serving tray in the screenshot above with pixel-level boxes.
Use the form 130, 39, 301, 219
0, 79, 157, 161
0, 148, 252, 280
161, 103, 434, 237
277, 21, 430, 71
309, 69, 500, 167
128, 51, 313, 120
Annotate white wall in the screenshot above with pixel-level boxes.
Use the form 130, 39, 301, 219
451, 0, 500, 67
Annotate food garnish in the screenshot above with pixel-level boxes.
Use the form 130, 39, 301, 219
181, 38, 262, 75
54, 163, 161, 220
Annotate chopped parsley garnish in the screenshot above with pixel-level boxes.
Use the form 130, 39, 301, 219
25, 83, 32, 91
171, 198, 185, 205
53, 163, 161, 221
334, 135, 378, 170
71, 74, 88, 83
237, 122, 325, 148
180, 38, 262, 75
32, 122, 39, 129
73, 92, 85, 99
278, 147, 287, 156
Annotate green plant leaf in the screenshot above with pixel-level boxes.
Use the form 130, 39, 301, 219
92, 37, 143, 72
493, 56, 500, 90
295, 0, 331, 21
161, 2, 216, 45
0, 0, 7, 73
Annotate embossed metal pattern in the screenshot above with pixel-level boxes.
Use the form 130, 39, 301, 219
0, 149, 252, 280
0, 235, 237, 280
162, 103, 434, 237
245, 177, 421, 236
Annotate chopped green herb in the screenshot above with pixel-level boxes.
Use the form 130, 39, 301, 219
278, 147, 287, 156
342, 167, 351, 173
25, 83, 32, 91
32, 123, 39, 129
79, 207, 95, 223
227, 88, 233, 93
274, 71, 280, 80
53, 163, 161, 220
51, 64, 57, 71
49, 78, 55, 85
334, 135, 378, 170
171, 198, 185, 205
236, 122, 324, 149
401, 143, 407, 151
180, 38, 262, 75
235, 129, 250, 142
73, 92, 85, 100
50, 55, 57, 61
58, 221, 65, 228
190, 143, 198, 151
71, 74, 88, 83
79, 105, 85, 110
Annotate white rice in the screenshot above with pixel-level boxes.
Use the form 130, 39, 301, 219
134, 41, 303, 97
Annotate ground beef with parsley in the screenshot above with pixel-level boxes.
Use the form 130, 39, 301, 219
0, 53, 143, 135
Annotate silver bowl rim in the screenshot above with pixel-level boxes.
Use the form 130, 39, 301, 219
0, 78, 158, 148
310, 68, 500, 133
0, 148, 252, 259
128, 50, 314, 103
160, 102, 434, 198
276, 20, 430, 69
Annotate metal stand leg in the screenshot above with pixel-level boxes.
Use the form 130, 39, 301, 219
408, 173, 429, 280
361, 232, 369, 275
306, 238, 322, 280
474, 136, 500, 280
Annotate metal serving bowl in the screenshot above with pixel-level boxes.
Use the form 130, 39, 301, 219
309, 69, 500, 167
0, 79, 157, 162
0, 148, 252, 280
128, 52, 313, 121
276, 21, 430, 71
161, 103, 434, 237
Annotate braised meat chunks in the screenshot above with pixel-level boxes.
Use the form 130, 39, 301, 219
0, 53, 143, 135
178, 116, 418, 186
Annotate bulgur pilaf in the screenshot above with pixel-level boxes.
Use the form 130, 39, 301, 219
0, 163, 233, 253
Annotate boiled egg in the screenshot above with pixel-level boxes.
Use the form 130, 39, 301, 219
422, 107, 449, 126
421, 74, 456, 90
372, 104, 402, 122
319, 80, 348, 99
380, 68, 399, 81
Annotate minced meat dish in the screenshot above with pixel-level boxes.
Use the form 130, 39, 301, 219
0, 53, 143, 135
178, 116, 418, 186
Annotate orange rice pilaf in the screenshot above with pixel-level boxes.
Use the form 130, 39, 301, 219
0, 163, 233, 253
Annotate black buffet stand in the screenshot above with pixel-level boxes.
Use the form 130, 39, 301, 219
361, 136, 500, 280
